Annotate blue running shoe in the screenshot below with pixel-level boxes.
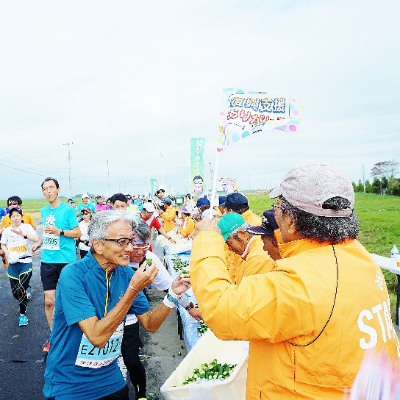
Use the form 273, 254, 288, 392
19, 315, 28, 327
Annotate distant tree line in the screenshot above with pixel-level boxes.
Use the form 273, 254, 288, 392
352, 160, 400, 196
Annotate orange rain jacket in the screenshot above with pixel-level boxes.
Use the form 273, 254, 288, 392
178, 216, 195, 238
190, 231, 399, 400
242, 209, 262, 226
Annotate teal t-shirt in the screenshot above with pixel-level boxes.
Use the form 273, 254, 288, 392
40, 202, 79, 264
43, 251, 151, 400
76, 203, 96, 216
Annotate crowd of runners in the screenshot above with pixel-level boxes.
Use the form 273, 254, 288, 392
0, 161, 399, 399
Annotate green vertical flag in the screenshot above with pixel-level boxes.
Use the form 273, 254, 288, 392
149, 179, 158, 195
190, 138, 206, 196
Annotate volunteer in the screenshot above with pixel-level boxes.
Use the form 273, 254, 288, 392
222, 192, 261, 226
177, 205, 195, 238
190, 160, 399, 399
159, 198, 176, 233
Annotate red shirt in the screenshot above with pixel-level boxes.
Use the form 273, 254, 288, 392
139, 213, 161, 230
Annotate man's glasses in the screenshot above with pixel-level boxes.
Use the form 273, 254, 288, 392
131, 244, 150, 251
102, 237, 135, 248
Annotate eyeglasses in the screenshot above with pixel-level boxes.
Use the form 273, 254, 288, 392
9, 202, 18, 206
102, 237, 135, 248
271, 200, 282, 210
131, 244, 150, 251
82, 211, 90, 215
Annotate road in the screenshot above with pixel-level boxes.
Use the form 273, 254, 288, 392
0, 224, 188, 400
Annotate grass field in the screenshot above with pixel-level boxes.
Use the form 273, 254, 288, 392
2, 192, 399, 320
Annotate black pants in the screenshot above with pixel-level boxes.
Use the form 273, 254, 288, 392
45, 384, 129, 400
10, 271, 32, 315
121, 322, 146, 399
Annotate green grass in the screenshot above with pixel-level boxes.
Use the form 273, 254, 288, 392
0, 197, 81, 214
247, 192, 400, 322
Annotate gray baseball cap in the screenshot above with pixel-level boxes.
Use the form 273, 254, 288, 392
269, 160, 354, 217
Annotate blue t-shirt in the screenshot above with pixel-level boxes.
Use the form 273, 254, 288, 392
40, 202, 79, 264
43, 251, 151, 400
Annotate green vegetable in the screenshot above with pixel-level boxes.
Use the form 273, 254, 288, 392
181, 360, 237, 385
197, 319, 209, 336
146, 258, 152, 265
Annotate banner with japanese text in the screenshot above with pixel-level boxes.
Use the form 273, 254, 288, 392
149, 179, 158, 196
190, 138, 206, 196
216, 176, 238, 194
217, 89, 303, 152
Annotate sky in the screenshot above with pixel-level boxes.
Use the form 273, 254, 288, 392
0, 0, 399, 199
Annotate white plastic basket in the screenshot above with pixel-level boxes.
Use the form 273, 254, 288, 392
161, 330, 249, 400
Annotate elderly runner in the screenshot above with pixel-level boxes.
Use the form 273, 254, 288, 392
43, 210, 191, 400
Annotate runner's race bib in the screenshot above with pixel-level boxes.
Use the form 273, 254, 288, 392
43, 233, 60, 250
75, 322, 124, 369
9, 240, 29, 257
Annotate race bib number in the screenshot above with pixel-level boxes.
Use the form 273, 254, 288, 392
43, 233, 60, 250
75, 322, 124, 369
9, 240, 28, 256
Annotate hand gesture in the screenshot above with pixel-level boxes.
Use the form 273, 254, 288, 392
191, 217, 221, 239
129, 260, 158, 292
171, 275, 191, 296
43, 225, 60, 235
11, 228, 24, 236
31, 242, 40, 255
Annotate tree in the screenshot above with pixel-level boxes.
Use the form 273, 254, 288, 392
357, 179, 364, 192
371, 160, 399, 180
365, 180, 372, 193
387, 176, 400, 196
371, 177, 381, 194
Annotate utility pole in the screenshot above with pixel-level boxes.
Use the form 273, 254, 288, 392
208, 162, 214, 184
160, 151, 164, 184
106, 160, 110, 197
63, 142, 74, 198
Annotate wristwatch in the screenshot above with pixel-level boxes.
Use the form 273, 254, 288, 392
185, 302, 195, 311
23, 234, 28, 239
60, 230, 65, 236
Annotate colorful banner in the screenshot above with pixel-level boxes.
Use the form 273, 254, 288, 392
217, 89, 303, 152
149, 178, 158, 195
216, 177, 238, 194
190, 138, 206, 196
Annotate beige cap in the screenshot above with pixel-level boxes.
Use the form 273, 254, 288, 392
269, 160, 354, 217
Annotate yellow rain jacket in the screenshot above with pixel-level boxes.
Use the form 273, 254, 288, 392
178, 216, 195, 238
190, 231, 399, 400
160, 207, 176, 232
242, 209, 262, 226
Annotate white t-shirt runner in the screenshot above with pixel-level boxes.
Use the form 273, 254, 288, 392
1, 224, 36, 263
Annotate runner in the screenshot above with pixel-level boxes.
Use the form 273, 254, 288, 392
94, 195, 109, 212
110, 193, 129, 210
42, 210, 192, 400
122, 220, 200, 400
31, 177, 81, 352
1, 208, 39, 326
78, 207, 92, 259
76, 194, 96, 218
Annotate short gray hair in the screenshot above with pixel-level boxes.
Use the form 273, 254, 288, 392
228, 222, 251, 240
135, 220, 151, 241
88, 210, 138, 242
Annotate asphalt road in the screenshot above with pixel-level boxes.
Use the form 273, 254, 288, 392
0, 224, 188, 400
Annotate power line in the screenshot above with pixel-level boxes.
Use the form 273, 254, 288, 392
0, 149, 67, 170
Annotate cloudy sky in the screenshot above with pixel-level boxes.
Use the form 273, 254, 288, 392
1, 0, 399, 199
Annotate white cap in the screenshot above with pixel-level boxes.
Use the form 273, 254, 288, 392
82, 194, 89, 199
143, 202, 156, 212
269, 160, 354, 217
